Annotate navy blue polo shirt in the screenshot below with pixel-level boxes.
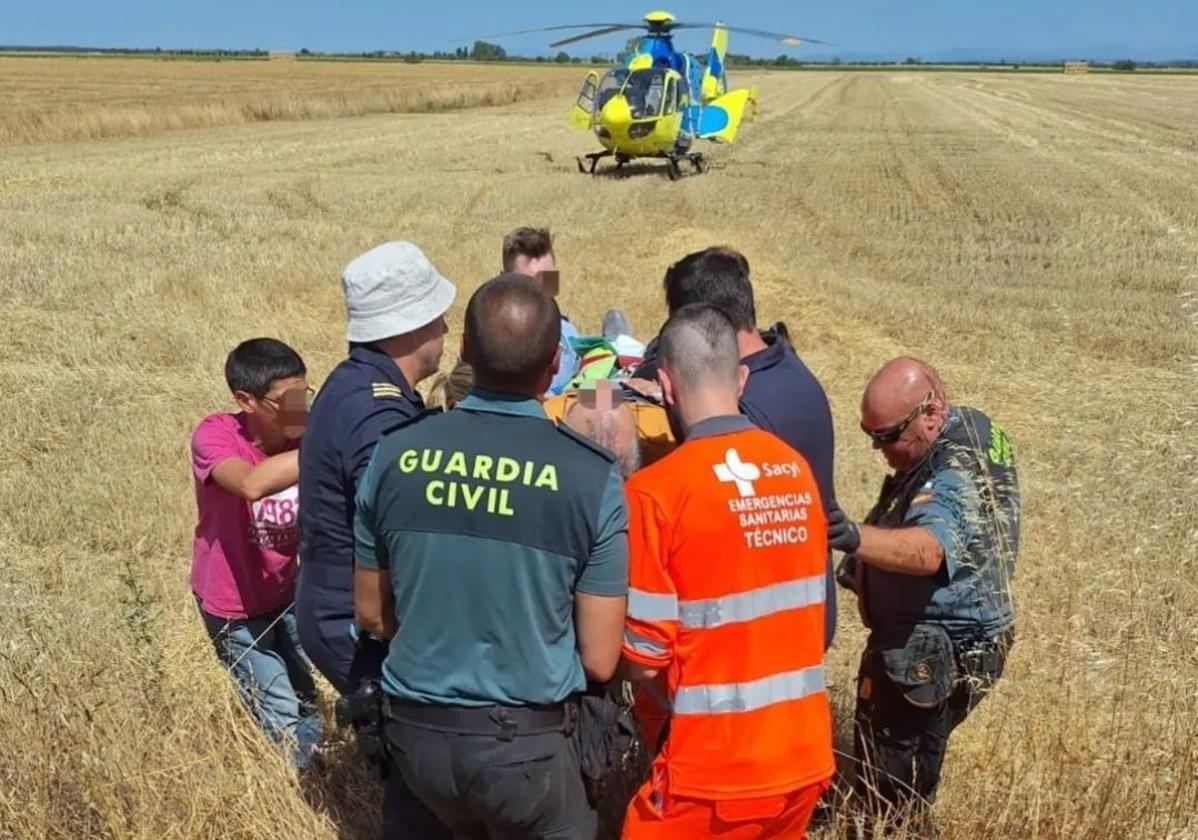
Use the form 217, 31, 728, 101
738, 331, 837, 648
296, 344, 424, 691
739, 331, 836, 510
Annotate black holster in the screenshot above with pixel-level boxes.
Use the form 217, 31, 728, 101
334, 679, 390, 780
572, 682, 647, 808
956, 630, 1013, 690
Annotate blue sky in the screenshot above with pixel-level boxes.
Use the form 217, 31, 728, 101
5, 1, 1197, 60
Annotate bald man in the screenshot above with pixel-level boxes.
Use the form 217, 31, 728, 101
353, 274, 628, 838
828, 357, 1020, 833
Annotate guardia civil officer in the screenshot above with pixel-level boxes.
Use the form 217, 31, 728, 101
354, 273, 629, 839
296, 241, 454, 837
829, 357, 1020, 835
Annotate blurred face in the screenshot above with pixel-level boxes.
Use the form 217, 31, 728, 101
511, 252, 559, 296
413, 315, 450, 383
238, 375, 311, 441
860, 392, 944, 473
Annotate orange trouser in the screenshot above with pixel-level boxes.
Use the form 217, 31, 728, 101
622, 778, 828, 840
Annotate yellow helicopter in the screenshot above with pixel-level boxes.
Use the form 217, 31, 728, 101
485, 11, 829, 178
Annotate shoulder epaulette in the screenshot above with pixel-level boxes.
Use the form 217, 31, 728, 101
381, 407, 442, 437
555, 421, 617, 464
371, 382, 406, 400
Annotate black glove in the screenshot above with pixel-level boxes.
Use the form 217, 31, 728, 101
835, 555, 859, 592
827, 500, 862, 554
334, 680, 390, 780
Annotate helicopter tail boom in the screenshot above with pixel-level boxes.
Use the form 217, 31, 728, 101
701, 25, 729, 101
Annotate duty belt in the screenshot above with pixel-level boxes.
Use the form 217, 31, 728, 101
383, 696, 577, 741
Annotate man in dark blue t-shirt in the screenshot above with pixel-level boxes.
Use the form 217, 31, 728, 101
633, 247, 838, 648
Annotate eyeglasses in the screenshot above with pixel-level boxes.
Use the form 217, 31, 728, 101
260, 386, 315, 412
860, 393, 930, 446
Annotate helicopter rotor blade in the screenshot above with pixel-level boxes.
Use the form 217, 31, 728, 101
672, 23, 834, 47
548, 25, 643, 49
461, 23, 639, 42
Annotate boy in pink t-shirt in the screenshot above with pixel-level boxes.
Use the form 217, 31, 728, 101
191, 337, 320, 769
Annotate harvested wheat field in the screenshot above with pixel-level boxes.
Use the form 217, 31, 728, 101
0, 56, 583, 145
1, 60, 1196, 839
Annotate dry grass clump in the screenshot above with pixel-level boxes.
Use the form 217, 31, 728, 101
1, 64, 1196, 839
0, 57, 581, 145
0, 544, 371, 838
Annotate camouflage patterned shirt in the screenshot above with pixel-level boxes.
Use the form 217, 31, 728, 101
860, 407, 1020, 641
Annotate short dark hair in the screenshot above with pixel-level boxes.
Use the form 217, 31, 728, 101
658, 303, 740, 389
464, 274, 561, 393
224, 338, 306, 398
502, 227, 554, 272
662, 246, 756, 331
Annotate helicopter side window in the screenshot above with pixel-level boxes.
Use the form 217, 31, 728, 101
646, 77, 664, 116
663, 77, 677, 115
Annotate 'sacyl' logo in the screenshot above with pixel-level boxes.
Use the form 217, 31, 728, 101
713, 448, 761, 497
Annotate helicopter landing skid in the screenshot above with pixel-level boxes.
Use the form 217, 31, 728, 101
575, 150, 705, 179
577, 150, 614, 174
666, 152, 705, 181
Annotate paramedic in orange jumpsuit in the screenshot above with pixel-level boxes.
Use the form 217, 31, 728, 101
619, 303, 834, 840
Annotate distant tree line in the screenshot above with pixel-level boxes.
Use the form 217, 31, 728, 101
0, 44, 267, 57
723, 52, 1195, 71
2, 43, 1193, 71
294, 41, 606, 65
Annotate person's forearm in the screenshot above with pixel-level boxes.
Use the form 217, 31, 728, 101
575, 593, 627, 683
354, 601, 397, 640
856, 524, 943, 576
618, 657, 660, 683
239, 450, 299, 500
353, 565, 398, 640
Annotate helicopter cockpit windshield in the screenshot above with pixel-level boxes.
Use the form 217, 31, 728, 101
622, 68, 667, 119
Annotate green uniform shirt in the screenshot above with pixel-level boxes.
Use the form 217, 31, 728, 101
355, 390, 628, 707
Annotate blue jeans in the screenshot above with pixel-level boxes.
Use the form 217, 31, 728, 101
198, 600, 322, 769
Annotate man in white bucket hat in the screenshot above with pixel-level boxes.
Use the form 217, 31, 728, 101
297, 241, 455, 837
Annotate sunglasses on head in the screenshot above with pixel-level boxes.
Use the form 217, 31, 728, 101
861, 393, 931, 446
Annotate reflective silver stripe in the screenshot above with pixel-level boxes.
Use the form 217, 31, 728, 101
678, 575, 825, 629
623, 628, 668, 658
672, 666, 826, 715
628, 588, 679, 622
